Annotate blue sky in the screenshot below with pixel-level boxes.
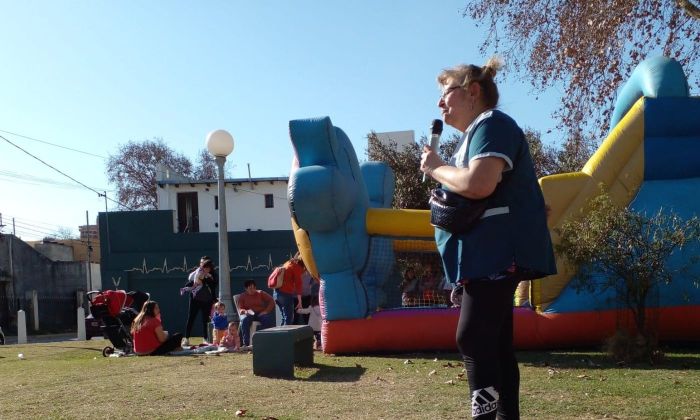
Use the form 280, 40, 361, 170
0, 1, 561, 240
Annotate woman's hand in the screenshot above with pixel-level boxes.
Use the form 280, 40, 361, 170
420, 145, 446, 179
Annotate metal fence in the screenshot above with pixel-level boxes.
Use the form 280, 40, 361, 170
1, 293, 82, 334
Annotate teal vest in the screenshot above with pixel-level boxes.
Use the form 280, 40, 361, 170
436, 110, 556, 282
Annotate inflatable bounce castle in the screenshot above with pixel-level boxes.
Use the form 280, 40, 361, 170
287, 57, 700, 354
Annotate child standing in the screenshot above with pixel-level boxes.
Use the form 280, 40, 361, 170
220, 321, 241, 352
295, 295, 322, 350
210, 302, 228, 346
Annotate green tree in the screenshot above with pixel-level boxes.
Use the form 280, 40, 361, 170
556, 191, 700, 361
366, 132, 460, 209
106, 138, 193, 210
463, 0, 700, 138
524, 128, 558, 178
552, 131, 598, 174
367, 128, 594, 208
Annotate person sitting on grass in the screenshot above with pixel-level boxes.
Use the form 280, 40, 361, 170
220, 321, 241, 352
131, 300, 183, 356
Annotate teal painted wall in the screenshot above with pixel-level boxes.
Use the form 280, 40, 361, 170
98, 210, 296, 335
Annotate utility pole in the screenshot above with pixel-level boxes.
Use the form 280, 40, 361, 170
100, 191, 110, 254
9, 224, 16, 312
85, 210, 93, 291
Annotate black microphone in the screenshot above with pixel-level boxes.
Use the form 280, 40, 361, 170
423, 119, 443, 182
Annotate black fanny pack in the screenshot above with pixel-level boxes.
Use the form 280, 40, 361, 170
429, 188, 488, 234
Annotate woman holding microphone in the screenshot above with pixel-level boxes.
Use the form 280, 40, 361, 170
420, 57, 555, 419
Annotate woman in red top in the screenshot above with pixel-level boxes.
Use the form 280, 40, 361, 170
274, 253, 306, 326
131, 300, 183, 355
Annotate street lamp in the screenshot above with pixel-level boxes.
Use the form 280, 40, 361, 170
206, 129, 235, 321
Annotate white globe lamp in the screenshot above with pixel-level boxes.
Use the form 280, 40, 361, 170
206, 129, 234, 157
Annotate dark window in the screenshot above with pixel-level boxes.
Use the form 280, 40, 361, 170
176, 192, 199, 233
264, 194, 274, 208
214, 195, 218, 210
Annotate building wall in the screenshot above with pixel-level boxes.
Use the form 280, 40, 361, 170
27, 239, 101, 263
375, 130, 416, 152
99, 210, 297, 336
64, 239, 101, 263
31, 242, 74, 261
79, 224, 99, 241
156, 180, 291, 233
0, 234, 88, 333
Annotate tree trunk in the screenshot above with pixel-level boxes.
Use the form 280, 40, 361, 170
634, 302, 646, 338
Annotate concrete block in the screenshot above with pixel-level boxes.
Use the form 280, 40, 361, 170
253, 325, 314, 378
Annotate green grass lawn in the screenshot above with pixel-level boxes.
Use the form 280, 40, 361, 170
0, 339, 698, 419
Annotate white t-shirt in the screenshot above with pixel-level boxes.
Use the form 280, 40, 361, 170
296, 305, 321, 332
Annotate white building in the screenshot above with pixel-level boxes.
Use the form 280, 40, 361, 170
374, 130, 416, 152
155, 165, 291, 233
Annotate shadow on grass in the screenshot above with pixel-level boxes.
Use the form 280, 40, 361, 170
342, 351, 463, 362
37, 345, 104, 353
518, 347, 700, 371
300, 363, 367, 382
333, 347, 700, 372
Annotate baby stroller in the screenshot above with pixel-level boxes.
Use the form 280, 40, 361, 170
87, 289, 149, 357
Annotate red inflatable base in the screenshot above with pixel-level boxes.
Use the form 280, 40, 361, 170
321, 306, 700, 354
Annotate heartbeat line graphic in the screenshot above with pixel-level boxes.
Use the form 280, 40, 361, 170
124, 253, 290, 275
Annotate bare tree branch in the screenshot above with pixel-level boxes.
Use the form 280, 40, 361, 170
106, 138, 193, 210
678, 0, 700, 19
464, 0, 700, 142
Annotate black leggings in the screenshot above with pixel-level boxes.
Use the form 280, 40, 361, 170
185, 299, 212, 341
151, 332, 183, 355
456, 275, 521, 419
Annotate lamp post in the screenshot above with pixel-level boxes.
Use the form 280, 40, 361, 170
206, 129, 235, 321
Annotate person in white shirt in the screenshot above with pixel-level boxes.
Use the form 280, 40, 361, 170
296, 295, 322, 350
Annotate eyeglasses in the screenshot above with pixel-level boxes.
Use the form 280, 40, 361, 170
440, 85, 463, 101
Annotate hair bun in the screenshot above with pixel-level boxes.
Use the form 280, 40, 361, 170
482, 56, 504, 79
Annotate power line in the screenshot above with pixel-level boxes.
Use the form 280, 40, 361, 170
11, 223, 57, 237
0, 169, 109, 191
0, 128, 107, 159
8, 224, 55, 237
196, 184, 288, 201
2, 213, 79, 230
0, 134, 133, 210
2, 218, 65, 236
12, 228, 40, 238
2, 221, 102, 243
235, 186, 288, 201
12, 219, 60, 232
11, 225, 55, 238
2, 214, 103, 243
5, 218, 83, 238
